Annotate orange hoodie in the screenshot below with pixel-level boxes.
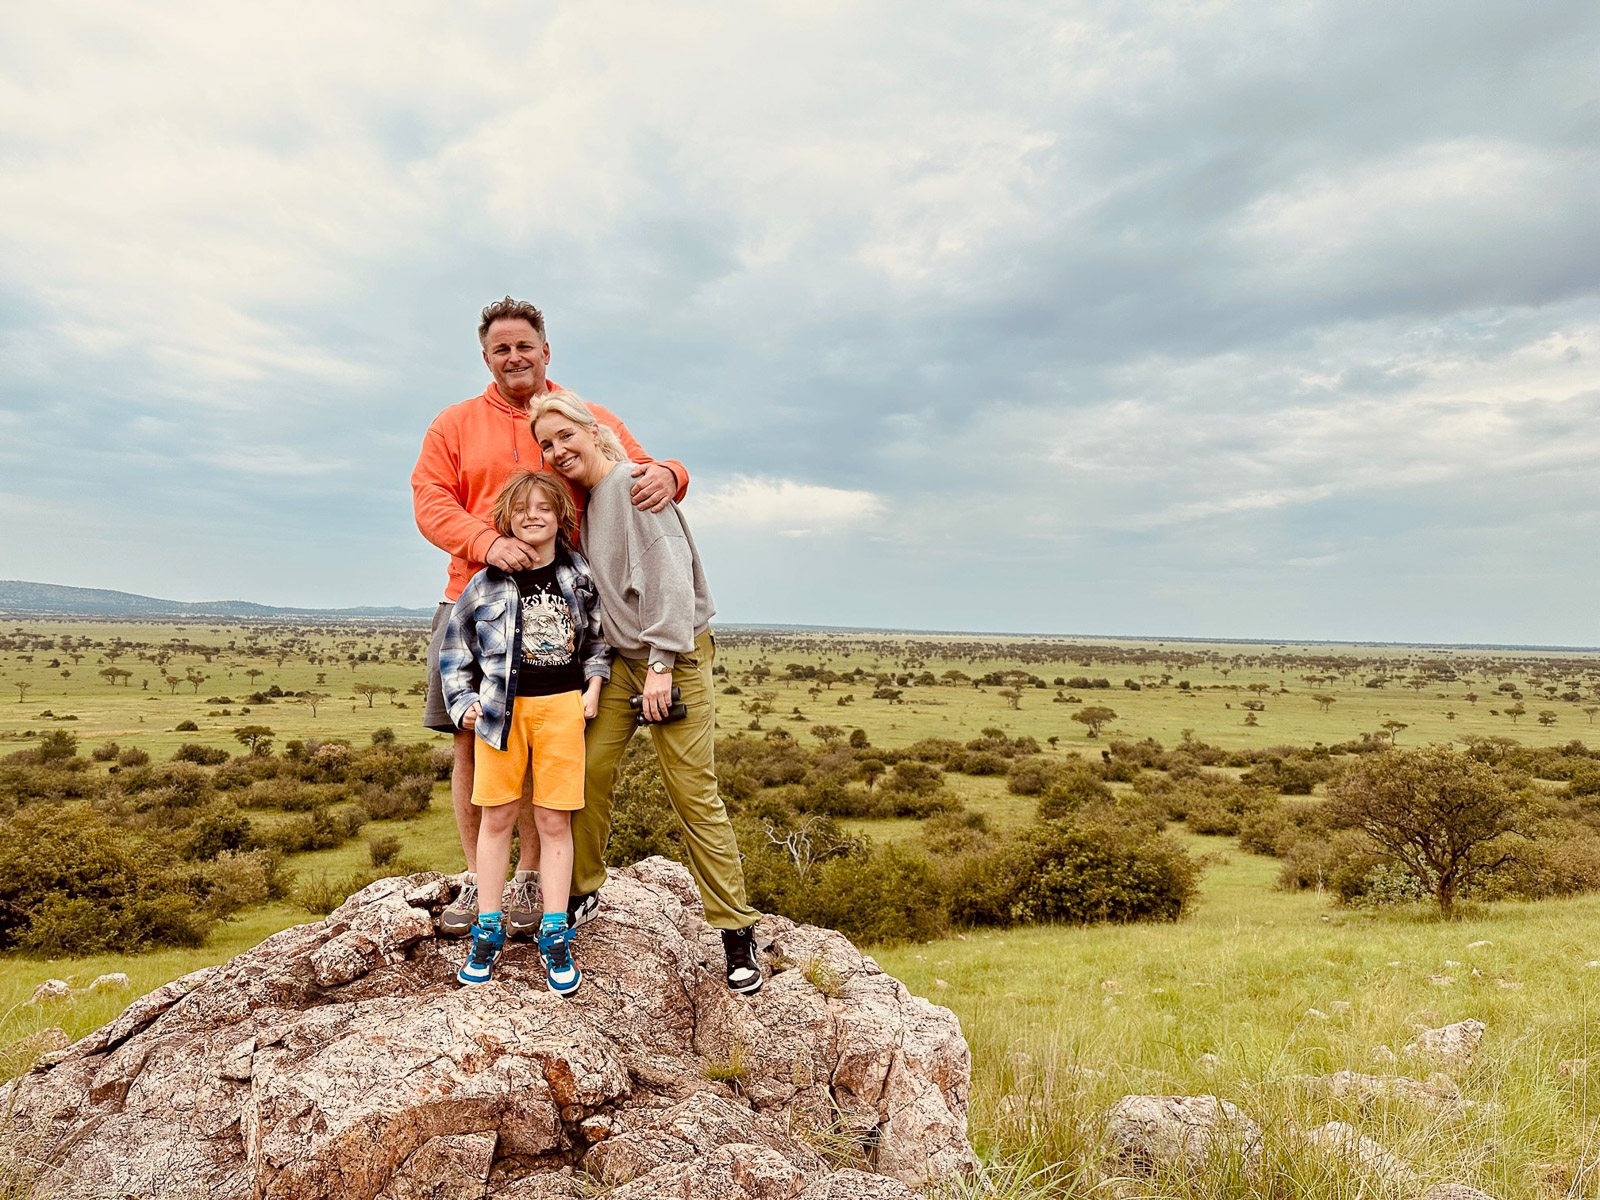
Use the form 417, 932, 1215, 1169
412, 381, 689, 601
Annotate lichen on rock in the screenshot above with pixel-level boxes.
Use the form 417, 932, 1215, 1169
2, 859, 975, 1200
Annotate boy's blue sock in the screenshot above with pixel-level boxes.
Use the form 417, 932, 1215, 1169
478, 911, 504, 932
539, 912, 568, 936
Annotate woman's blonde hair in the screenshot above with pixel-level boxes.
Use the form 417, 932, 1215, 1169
530, 389, 627, 463
490, 470, 578, 547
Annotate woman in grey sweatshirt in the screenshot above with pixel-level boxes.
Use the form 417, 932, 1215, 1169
532, 390, 764, 995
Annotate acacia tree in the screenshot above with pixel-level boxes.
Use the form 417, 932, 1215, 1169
15, 681, 30, 703
1325, 745, 1528, 916
353, 682, 382, 708
300, 692, 328, 718
186, 668, 208, 694
233, 725, 275, 756
1315, 695, 1337, 713
1071, 705, 1117, 738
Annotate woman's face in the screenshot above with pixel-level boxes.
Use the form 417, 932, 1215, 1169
535, 412, 600, 481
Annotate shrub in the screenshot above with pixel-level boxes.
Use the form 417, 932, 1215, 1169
175, 719, 199, 732
1472, 830, 1600, 901
185, 808, 255, 860
881, 760, 943, 796
115, 746, 148, 768
959, 751, 1010, 776
1240, 756, 1331, 794
173, 743, 230, 766
1236, 799, 1324, 857
1036, 769, 1113, 819
742, 838, 947, 944
193, 848, 290, 914
368, 834, 402, 867
239, 777, 326, 812
264, 806, 362, 855
0, 806, 214, 953
295, 869, 386, 915
90, 740, 120, 762
356, 775, 434, 821
951, 820, 1199, 927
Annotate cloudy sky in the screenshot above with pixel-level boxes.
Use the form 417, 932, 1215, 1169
2, 1, 1598, 644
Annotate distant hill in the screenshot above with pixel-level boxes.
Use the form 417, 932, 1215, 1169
0, 580, 432, 621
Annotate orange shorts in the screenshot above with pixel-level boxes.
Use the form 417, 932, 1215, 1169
472, 691, 586, 811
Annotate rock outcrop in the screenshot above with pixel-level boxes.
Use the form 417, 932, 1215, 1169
3, 858, 976, 1200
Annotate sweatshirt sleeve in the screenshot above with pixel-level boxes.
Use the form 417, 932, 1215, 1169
412, 421, 502, 565
592, 404, 689, 501
634, 529, 698, 669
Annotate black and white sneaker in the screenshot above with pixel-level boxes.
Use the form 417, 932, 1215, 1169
566, 891, 601, 929
721, 925, 763, 995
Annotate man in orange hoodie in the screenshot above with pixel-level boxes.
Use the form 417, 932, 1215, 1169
413, 296, 688, 936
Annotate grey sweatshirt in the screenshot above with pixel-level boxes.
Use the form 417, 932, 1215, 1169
580, 464, 715, 668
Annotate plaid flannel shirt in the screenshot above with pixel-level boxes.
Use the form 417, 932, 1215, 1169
438, 550, 612, 752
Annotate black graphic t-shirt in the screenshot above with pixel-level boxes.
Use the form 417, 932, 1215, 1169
512, 555, 583, 697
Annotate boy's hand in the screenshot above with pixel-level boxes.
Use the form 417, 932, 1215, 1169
461, 702, 482, 731
583, 678, 603, 720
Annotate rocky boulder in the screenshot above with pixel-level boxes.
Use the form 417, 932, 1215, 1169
3, 858, 976, 1200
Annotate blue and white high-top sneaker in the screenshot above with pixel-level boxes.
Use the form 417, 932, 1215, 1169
457, 915, 506, 986
538, 916, 582, 996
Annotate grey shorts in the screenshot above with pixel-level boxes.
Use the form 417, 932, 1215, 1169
423, 602, 458, 733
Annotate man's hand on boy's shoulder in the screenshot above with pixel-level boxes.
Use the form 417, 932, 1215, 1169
486, 536, 540, 571
629, 462, 678, 513
461, 702, 482, 731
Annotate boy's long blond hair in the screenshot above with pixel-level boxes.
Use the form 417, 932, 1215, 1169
530, 389, 628, 463
490, 470, 578, 548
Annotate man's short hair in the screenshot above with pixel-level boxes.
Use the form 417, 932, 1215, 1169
478, 297, 545, 344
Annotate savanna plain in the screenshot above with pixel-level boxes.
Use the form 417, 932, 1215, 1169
4, 618, 1600, 1198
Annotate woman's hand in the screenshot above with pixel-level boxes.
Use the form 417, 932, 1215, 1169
460, 701, 482, 731
583, 678, 603, 720
640, 667, 674, 722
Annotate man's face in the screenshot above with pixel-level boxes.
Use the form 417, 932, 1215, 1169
481, 318, 550, 403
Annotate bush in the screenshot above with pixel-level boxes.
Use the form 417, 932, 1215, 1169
1240, 756, 1331, 794
185, 808, 255, 860
881, 760, 943, 796
1036, 769, 1113, 819
356, 775, 434, 821
238, 776, 327, 812
175, 720, 199, 732
116, 747, 151, 769
742, 837, 947, 944
90, 740, 120, 762
1472, 830, 1600, 901
173, 743, 230, 766
193, 849, 290, 914
0, 806, 215, 953
264, 806, 363, 854
368, 834, 402, 867
950, 820, 1200, 927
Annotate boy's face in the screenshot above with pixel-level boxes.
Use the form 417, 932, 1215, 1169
508, 491, 560, 554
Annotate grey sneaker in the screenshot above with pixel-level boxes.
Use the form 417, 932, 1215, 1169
438, 873, 478, 937
503, 870, 541, 937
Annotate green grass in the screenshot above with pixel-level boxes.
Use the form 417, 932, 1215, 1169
874, 838, 1600, 1198
6, 621, 1600, 1194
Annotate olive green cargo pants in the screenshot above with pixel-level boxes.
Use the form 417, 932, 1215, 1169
570, 629, 758, 930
